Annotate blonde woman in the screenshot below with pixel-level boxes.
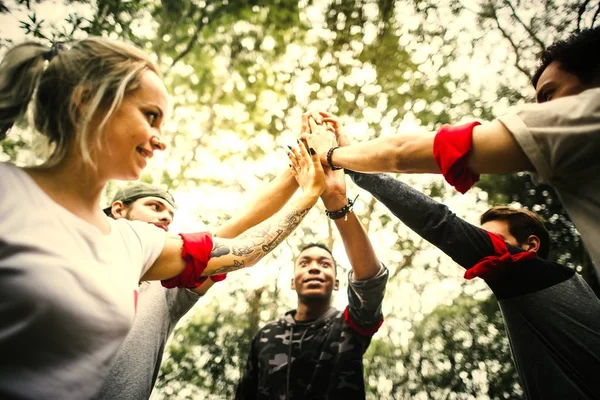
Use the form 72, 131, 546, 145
0, 38, 325, 399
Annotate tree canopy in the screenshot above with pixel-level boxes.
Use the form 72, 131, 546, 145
1, 0, 597, 398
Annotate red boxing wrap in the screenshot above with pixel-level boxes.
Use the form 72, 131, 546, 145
464, 232, 536, 281
161, 232, 214, 289
343, 307, 384, 336
433, 121, 482, 194
210, 273, 227, 282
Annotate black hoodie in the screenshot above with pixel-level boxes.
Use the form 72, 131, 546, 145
236, 267, 388, 400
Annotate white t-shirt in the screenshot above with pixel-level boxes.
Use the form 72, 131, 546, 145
498, 88, 600, 274
0, 162, 166, 399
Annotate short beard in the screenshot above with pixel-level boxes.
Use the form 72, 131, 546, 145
298, 292, 332, 307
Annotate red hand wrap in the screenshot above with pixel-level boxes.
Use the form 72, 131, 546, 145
433, 121, 481, 194
161, 232, 214, 289
343, 307, 384, 336
464, 232, 536, 281
210, 273, 227, 282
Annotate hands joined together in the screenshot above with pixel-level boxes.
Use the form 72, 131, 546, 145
286, 111, 351, 211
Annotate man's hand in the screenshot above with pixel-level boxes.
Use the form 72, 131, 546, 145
319, 111, 351, 147
300, 112, 338, 166
322, 167, 346, 201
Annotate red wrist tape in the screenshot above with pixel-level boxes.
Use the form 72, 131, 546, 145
464, 232, 536, 281
433, 121, 481, 194
161, 232, 214, 289
343, 307, 383, 336
210, 273, 227, 282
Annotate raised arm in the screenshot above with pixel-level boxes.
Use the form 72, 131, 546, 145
321, 179, 381, 280
309, 114, 381, 280
348, 170, 494, 269
303, 116, 531, 175
308, 113, 496, 268
187, 170, 298, 295
214, 168, 298, 239
142, 141, 325, 281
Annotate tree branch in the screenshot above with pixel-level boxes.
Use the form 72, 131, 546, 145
502, 0, 546, 50
592, 1, 600, 26
165, 8, 208, 75
363, 196, 377, 233
166, 4, 231, 75
577, 0, 592, 32
491, 5, 533, 80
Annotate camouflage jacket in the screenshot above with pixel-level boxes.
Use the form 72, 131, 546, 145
236, 266, 388, 400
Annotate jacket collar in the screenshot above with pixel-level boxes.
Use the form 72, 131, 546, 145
280, 307, 338, 327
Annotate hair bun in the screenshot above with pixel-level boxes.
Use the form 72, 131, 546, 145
43, 42, 66, 62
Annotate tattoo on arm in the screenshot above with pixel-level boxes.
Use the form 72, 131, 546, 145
233, 246, 255, 256
214, 260, 246, 274
238, 224, 271, 240
261, 229, 284, 252
211, 241, 231, 258
242, 207, 311, 264
206, 207, 311, 275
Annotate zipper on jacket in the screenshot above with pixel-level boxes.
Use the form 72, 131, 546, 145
286, 325, 293, 400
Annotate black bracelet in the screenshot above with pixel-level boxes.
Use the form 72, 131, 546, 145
325, 194, 359, 220
326, 147, 343, 170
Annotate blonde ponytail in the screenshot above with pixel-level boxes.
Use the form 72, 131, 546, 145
0, 37, 159, 168
0, 42, 49, 140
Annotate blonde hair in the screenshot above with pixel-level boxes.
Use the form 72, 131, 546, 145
0, 37, 160, 167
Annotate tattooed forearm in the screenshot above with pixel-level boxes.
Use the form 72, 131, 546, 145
281, 211, 307, 229
238, 224, 271, 240
214, 260, 245, 274
242, 207, 311, 264
261, 229, 284, 253
211, 241, 231, 258
206, 206, 312, 276
233, 246, 255, 256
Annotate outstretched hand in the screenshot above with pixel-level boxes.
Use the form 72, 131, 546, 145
300, 111, 352, 203
300, 111, 352, 168
300, 113, 337, 166
318, 111, 351, 147
286, 138, 326, 202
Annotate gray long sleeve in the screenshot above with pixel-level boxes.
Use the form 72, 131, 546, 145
348, 171, 575, 299
349, 171, 493, 269
347, 265, 388, 331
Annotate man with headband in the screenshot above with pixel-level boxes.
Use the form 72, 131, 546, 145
98, 170, 301, 398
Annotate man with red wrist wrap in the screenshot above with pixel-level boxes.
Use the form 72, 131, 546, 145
98, 167, 309, 399
305, 107, 600, 398
348, 168, 600, 399
236, 119, 389, 400
304, 27, 600, 280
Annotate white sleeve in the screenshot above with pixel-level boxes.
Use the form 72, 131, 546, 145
497, 88, 600, 183
122, 220, 167, 278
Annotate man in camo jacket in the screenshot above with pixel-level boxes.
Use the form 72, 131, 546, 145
236, 139, 389, 400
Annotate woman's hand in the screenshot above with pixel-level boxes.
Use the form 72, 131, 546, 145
286, 138, 326, 204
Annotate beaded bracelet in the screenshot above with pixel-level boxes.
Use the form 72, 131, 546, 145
325, 194, 359, 220
326, 147, 343, 170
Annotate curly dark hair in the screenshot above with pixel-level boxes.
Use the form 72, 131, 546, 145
532, 26, 600, 88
